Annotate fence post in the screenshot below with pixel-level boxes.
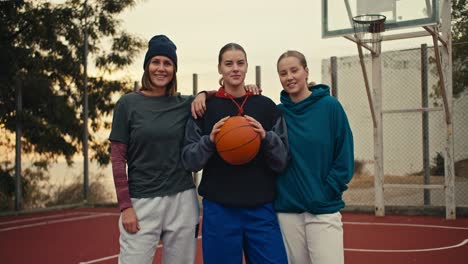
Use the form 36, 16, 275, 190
421, 44, 431, 205
372, 53, 385, 217
82, 10, 89, 202
440, 0, 455, 219
331, 56, 338, 98
15, 79, 22, 211
192, 74, 199, 186
255, 66, 261, 89
133, 81, 139, 92
193, 73, 198, 96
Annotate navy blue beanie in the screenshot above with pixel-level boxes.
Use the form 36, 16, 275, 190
143, 35, 177, 70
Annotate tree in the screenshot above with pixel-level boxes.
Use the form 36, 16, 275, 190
0, 0, 145, 207
431, 0, 468, 102
452, 0, 468, 98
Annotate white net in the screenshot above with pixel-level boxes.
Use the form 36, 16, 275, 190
352, 14, 386, 43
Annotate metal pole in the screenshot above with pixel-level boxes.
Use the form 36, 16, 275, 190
133, 81, 139, 92
425, 0, 433, 18
15, 79, 22, 211
440, 0, 455, 219
356, 44, 377, 128
255, 66, 261, 89
331, 56, 338, 98
344, 0, 353, 26
83, 0, 89, 201
430, 29, 451, 124
192, 73, 199, 187
372, 51, 385, 217
193, 73, 198, 96
421, 44, 431, 205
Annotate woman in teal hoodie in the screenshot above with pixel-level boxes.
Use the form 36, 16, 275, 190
274, 50, 354, 264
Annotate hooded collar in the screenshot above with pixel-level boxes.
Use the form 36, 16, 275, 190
280, 84, 330, 113
215, 87, 255, 116
215, 87, 255, 98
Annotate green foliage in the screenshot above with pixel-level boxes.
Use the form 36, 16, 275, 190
47, 173, 112, 206
0, 162, 52, 211
430, 0, 468, 104
0, 0, 144, 210
452, 0, 468, 98
0, 165, 15, 210
21, 166, 52, 208
430, 152, 445, 176
354, 160, 365, 174
0, 163, 112, 211
0, 0, 144, 169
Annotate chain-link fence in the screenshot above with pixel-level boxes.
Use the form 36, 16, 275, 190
0, 123, 116, 211
322, 43, 468, 211
3, 43, 467, 216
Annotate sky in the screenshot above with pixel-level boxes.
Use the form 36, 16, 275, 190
39, 0, 441, 184
116, 0, 339, 101
112, 0, 434, 102
51, 0, 435, 102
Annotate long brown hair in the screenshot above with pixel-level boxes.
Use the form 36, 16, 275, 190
218, 43, 248, 87
140, 62, 178, 96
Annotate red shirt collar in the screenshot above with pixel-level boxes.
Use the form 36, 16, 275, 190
215, 87, 254, 98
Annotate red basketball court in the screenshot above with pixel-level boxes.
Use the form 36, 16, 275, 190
1, 207, 467, 264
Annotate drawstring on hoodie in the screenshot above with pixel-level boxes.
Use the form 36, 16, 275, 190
215, 87, 254, 116
226, 93, 249, 116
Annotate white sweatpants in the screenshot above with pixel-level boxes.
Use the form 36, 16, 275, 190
118, 188, 200, 264
277, 212, 344, 264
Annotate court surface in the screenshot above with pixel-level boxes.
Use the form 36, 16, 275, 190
1, 207, 467, 264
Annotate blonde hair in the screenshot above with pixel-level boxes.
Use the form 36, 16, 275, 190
277, 50, 313, 85
277, 50, 307, 71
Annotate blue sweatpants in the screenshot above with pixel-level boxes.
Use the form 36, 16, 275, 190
202, 199, 287, 264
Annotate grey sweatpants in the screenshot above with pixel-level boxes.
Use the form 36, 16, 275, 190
118, 188, 200, 264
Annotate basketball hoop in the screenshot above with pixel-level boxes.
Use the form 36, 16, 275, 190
352, 14, 386, 44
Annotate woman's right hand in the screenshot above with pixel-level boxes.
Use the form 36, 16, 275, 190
191, 92, 207, 119
210, 116, 230, 143
121, 207, 140, 233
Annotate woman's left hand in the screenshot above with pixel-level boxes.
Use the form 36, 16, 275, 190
191, 92, 207, 119
244, 115, 266, 139
244, 84, 262, 95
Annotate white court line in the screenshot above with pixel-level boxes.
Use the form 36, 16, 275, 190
344, 221, 468, 230
79, 212, 120, 217
78, 254, 118, 264
79, 221, 468, 263
345, 239, 468, 252
0, 212, 88, 225
0, 213, 117, 232
343, 222, 468, 252
78, 236, 203, 264
78, 235, 468, 263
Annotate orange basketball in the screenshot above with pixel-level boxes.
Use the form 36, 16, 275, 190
214, 116, 261, 165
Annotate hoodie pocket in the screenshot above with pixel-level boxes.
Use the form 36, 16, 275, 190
323, 182, 341, 201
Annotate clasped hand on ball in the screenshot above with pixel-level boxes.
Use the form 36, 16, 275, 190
243, 115, 266, 139
211, 115, 263, 165
209, 115, 265, 143
210, 116, 230, 143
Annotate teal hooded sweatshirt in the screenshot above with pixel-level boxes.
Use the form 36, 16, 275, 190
274, 84, 354, 214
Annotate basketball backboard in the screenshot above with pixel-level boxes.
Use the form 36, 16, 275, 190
322, 0, 439, 38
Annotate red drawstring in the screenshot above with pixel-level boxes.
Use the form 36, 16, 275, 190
226, 93, 249, 116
